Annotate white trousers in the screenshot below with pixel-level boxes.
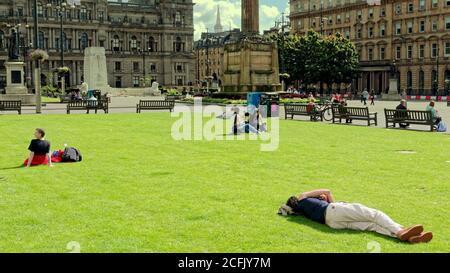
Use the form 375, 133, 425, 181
325, 202, 403, 238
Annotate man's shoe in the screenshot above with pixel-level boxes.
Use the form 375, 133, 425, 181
397, 225, 424, 241
408, 232, 433, 244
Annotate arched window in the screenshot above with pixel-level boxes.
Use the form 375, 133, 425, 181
407, 71, 412, 92
445, 70, 450, 92
174, 37, 183, 52
0, 31, 4, 49
38, 31, 45, 49
130, 36, 138, 50
419, 70, 425, 93
149, 36, 156, 52
80, 33, 88, 50
112, 35, 120, 51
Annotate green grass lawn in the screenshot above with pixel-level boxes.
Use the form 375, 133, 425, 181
0, 113, 449, 253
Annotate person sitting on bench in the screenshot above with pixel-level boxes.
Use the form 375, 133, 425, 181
396, 99, 409, 128
24, 128, 53, 168
426, 100, 442, 127
282, 189, 433, 244
306, 99, 320, 120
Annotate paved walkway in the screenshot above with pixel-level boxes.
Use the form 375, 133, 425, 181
1, 96, 448, 133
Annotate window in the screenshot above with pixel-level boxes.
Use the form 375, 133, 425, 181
395, 3, 401, 15
407, 21, 413, 33
419, 0, 425, 10
419, 44, 425, 59
445, 42, 450, 57
174, 37, 183, 52
37, 2, 43, 17
98, 11, 104, 22
395, 22, 402, 35
368, 8, 373, 18
380, 7, 385, 17
150, 64, 156, 73
80, 6, 87, 21
368, 27, 373, 38
149, 36, 157, 52
130, 36, 138, 50
367, 48, 373, 61
115, 76, 122, 88
446, 17, 450, 30
133, 76, 140, 87
357, 10, 362, 20
115, 62, 121, 72
133, 62, 139, 72
431, 43, 437, 58
432, 20, 438, 31
432, 0, 438, 8
380, 24, 386, 37
419, 20, 425, 32
419, 70, 425, 92
380, 47, 385, 60
408, 2, 414, 12
38, 31, 45, 49
80, 33, 88, 50
407, 71, 413, 91
113, 35, 120, 51
356, 26, 362, 39
396, 46, 401, 59
407, 45, 413, 59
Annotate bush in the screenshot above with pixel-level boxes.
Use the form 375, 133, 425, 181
211, 92, 248, 100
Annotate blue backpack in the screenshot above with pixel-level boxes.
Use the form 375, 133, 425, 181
436, 121, 447, 132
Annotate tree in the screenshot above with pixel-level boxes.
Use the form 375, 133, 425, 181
268, 30, 359, 91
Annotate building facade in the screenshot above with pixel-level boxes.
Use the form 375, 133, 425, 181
194, 29, 241, 85
290, 0, 450, 95
0, 0, 195, 91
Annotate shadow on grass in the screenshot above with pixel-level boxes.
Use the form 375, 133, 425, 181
0, 165, 24, 171
283, 215, 404, 245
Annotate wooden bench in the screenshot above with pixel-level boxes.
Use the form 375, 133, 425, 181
284, 104, 323, 121
136, 100, 175, 113
0, 100, 22, 114
384, 109, 434, 132
332, 105, 377, 126
67, 99, 109, 114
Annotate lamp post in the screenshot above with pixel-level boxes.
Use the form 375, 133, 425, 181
436, 45, 440, 95
32, 0, 41, 114
47, 1, 77, 94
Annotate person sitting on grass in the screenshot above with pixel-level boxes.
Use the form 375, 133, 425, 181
24, 128, 53, 168
231, 112, 259, 135
280, 189, 433, 244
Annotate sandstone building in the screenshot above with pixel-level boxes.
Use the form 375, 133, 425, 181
290, 0, 450, 95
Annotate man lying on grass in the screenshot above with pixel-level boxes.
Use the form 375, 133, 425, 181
281, 189, 432, 244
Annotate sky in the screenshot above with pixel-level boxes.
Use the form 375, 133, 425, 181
193, 0, 290, 40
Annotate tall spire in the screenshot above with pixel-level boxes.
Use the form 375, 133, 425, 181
214, 5, 223, 33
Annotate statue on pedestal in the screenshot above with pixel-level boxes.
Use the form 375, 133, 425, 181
8, 28, 20, 61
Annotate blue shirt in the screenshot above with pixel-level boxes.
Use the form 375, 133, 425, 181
295, 198, 329, 224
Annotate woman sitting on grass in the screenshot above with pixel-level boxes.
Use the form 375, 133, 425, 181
24, 128, 53, 168
280, 189, 433, 244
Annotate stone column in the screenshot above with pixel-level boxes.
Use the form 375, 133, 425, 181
242, 0, 259, 34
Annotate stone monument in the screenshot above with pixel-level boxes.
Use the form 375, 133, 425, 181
83, 47, 110, 92
383, 62, 401, 100
222, 0, 280, 92
0, 28, 35, 104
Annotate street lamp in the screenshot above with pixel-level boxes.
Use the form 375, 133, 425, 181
46, 1, 77, 93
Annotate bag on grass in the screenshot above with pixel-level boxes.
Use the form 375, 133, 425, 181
436, 121, 447, 132
61, 147, 82, 162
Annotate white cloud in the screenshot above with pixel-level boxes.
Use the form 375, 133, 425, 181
194, 0, 284, 40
